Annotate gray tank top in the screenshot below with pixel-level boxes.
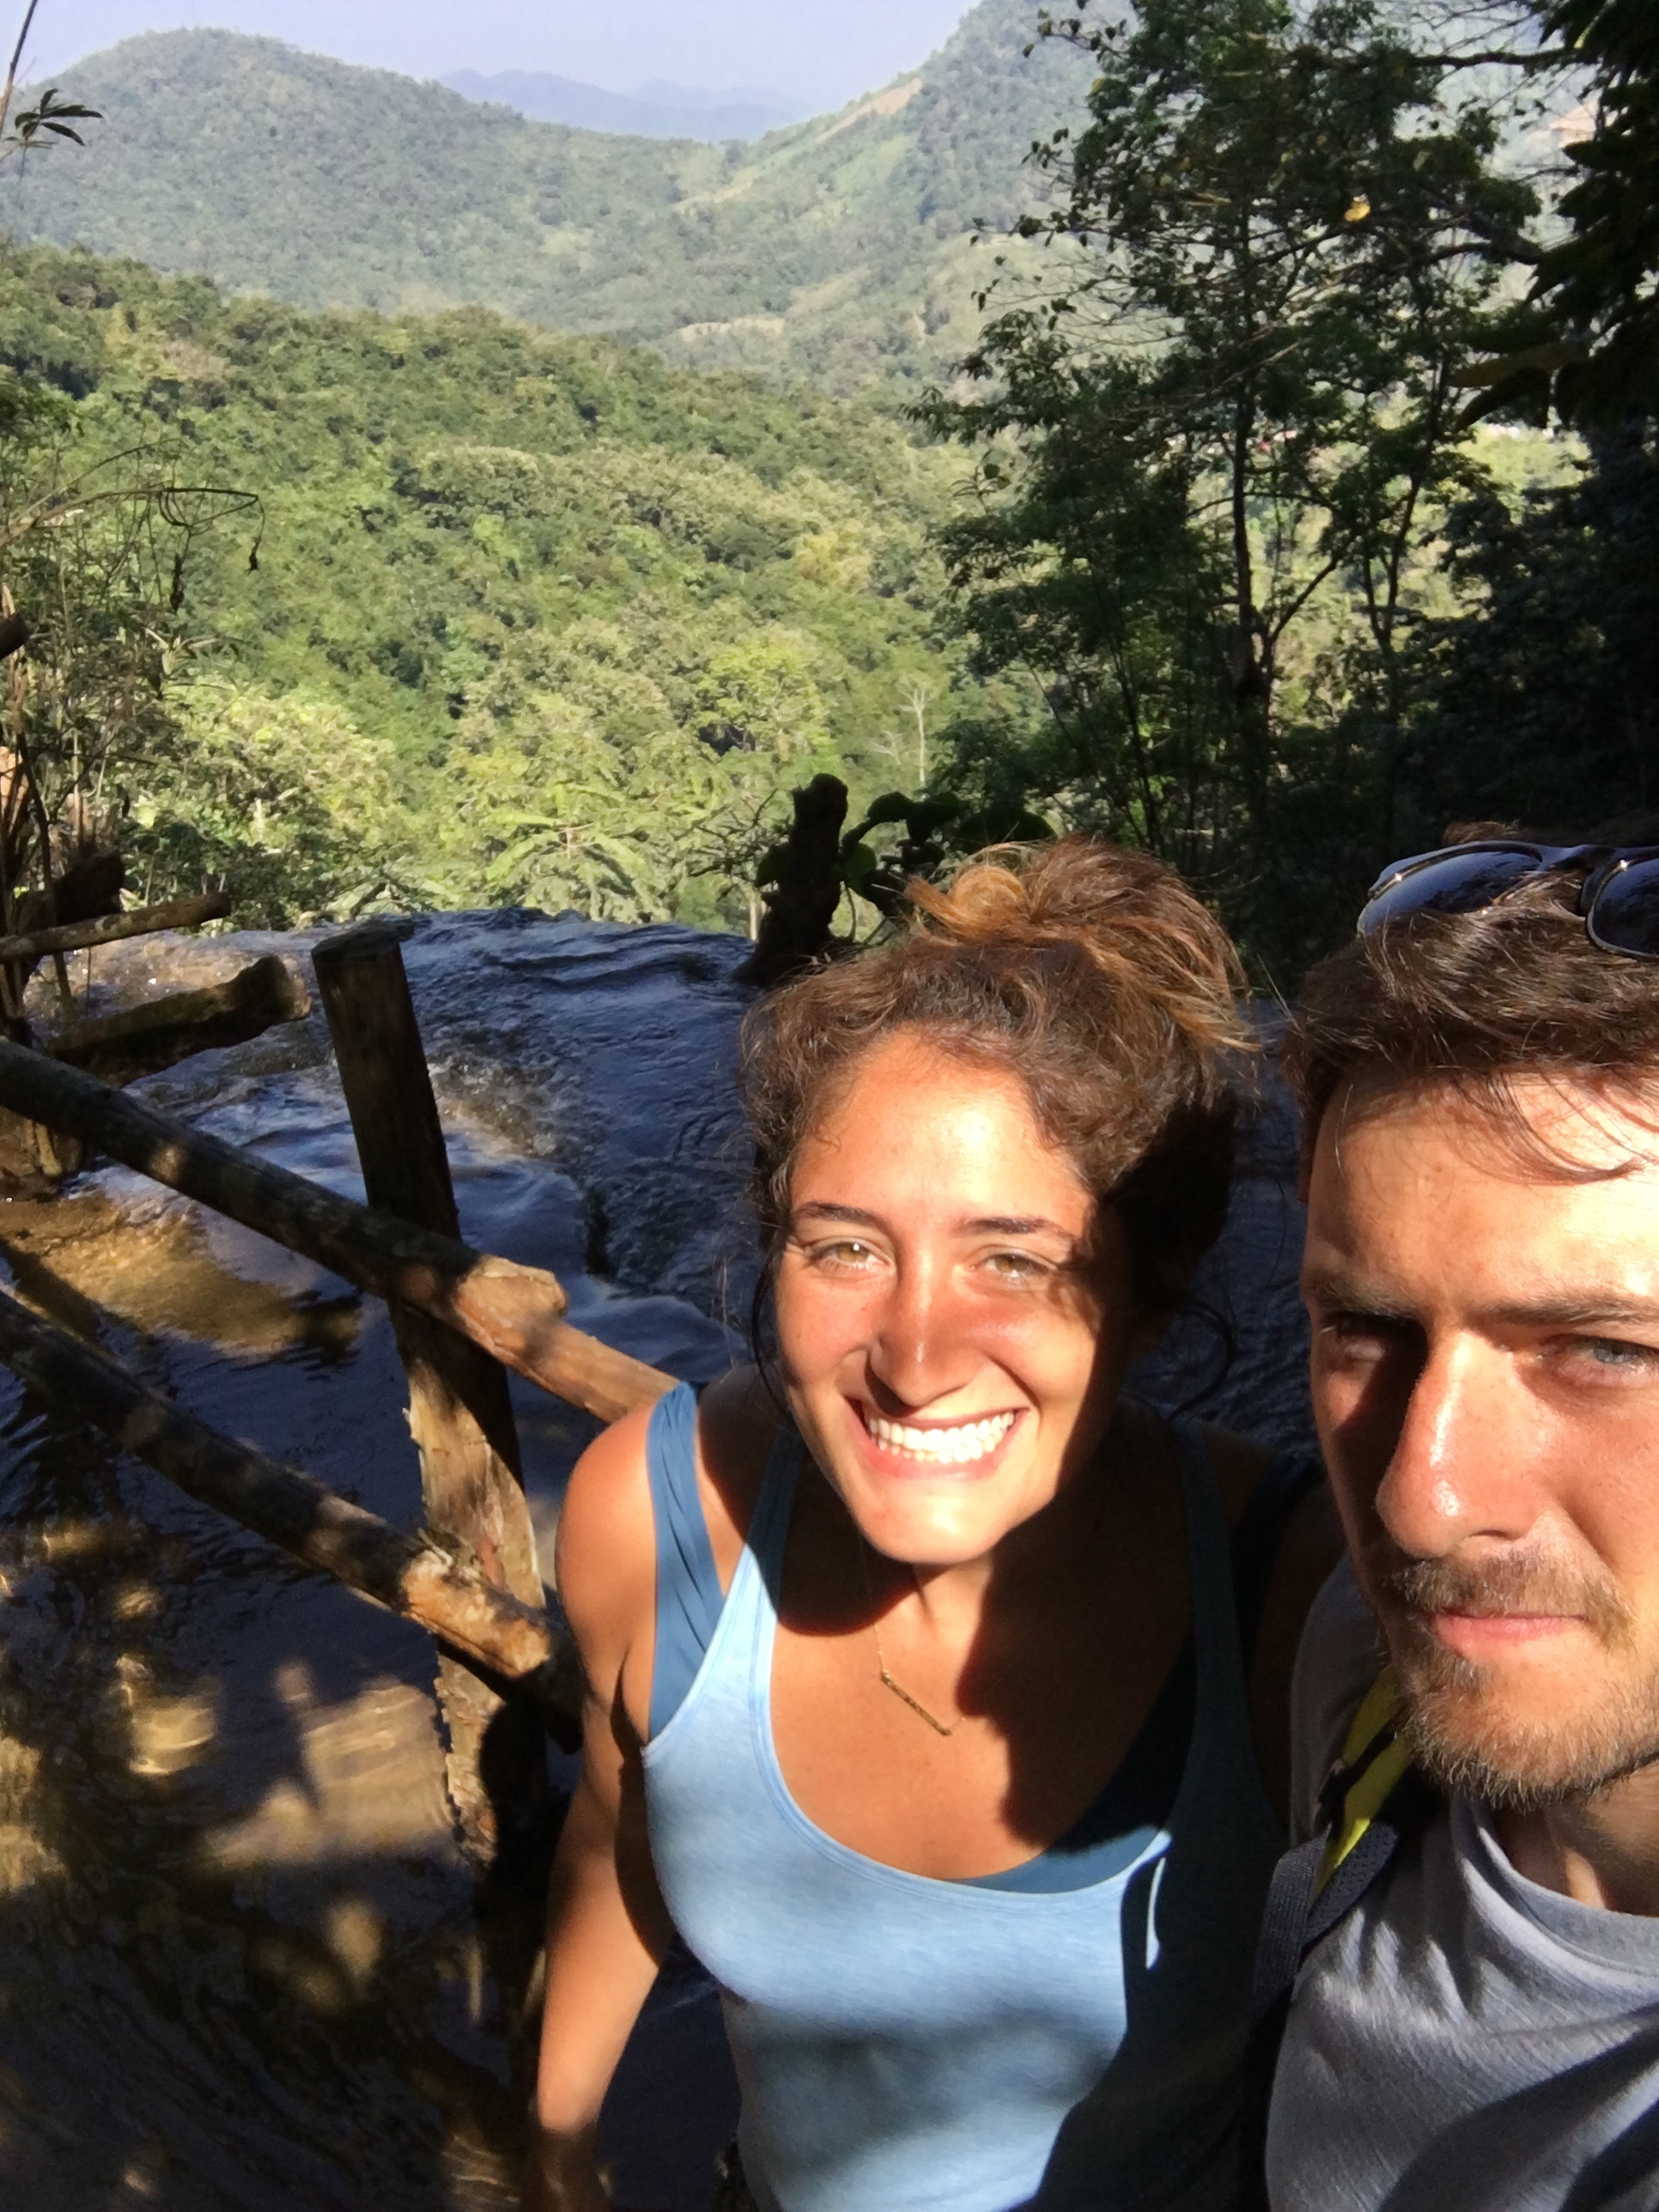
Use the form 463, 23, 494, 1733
641, 1389, 1288, 2212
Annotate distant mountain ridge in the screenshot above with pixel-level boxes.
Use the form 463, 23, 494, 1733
0, 2, 1096, 390
441, 70, 808, 143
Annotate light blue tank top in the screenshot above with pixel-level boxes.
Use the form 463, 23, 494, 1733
641, 1391, 1288, 2212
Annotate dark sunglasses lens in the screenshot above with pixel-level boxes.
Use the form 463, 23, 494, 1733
1589, 859, 1659, 959
1360, 848, 1542, 932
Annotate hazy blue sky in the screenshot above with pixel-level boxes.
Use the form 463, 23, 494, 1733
26, 1, 975, 107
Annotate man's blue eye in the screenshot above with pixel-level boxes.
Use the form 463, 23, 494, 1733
1585, 1339, 1656, 1367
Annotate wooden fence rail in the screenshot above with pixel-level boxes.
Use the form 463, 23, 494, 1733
0, 890, 232, 968
0, 1284, 583, 1743
0, 1037, 674, 1423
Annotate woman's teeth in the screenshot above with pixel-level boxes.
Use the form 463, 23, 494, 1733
864, 1412, 1018, 1465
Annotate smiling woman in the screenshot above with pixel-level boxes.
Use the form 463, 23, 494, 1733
528, 839, 1340, 2212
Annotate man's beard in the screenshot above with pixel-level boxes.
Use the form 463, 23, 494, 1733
1363, 1545, 1659, 1813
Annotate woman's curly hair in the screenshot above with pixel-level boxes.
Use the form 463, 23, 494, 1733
739, 836, 1254, 1312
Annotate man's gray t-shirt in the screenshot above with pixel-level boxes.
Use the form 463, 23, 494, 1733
1267, 1563, 1659, 2212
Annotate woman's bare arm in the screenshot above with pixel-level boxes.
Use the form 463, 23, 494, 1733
526, 1407, 673, 2212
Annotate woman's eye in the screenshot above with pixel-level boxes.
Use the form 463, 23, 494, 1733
804, 1238, 883, 1273
981, 1250, 1048, 1282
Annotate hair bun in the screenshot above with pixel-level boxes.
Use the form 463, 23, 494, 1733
908, 836, 1249, 1060
741, 831, 1253, 1316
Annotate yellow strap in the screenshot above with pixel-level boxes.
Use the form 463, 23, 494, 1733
1340, 1666, 1403, 1768
1315, 1666, 1408, 1892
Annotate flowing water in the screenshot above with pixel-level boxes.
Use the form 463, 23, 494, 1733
0, 913, 1315, 2212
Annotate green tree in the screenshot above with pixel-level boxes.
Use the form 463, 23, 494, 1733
0, 26, 259, 999
122, 680, 425, 927
440, 663, 678, 922
1395, 423, 1659, 833
0, 240, 963, 933
919, 343, 1233, 864
1386, 0, 1659, 843
921, 0, 1543, 963
0, 380, 257, 846
693, 635, 831, 762
435, 636, 817, 927
1530, 0, 1659, 426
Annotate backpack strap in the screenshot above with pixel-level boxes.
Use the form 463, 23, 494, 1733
1316, 1668, 1416, 1887
1237, 1667, 1437, 2210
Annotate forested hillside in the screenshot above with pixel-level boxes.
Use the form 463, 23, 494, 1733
1, 0, 1645, 981
1, 0, 1096, 392
0, 244, 971, 928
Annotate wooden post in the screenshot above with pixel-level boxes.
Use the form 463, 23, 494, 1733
313, 921, 546, 1862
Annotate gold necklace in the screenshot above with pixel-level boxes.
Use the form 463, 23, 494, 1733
858, 1536, 959, 1738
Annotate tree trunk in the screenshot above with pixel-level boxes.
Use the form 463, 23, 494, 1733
739, 774, 849, 988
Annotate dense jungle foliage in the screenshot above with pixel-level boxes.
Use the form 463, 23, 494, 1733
0, 0, 1651, 975
0, 244, 978, 928
1, 0, 1096, 393
1398, 0, 1659, 848
917, 0, 1658, 975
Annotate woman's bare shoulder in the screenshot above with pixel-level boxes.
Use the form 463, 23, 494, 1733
566, 1389, 654, 1565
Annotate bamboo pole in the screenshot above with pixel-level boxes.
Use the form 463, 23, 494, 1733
0, 1038, 675, 1421
313, 921, 545, 1855
0, 1285, 583, 1742
0, 3, 43, 146
0, 890, 232, 967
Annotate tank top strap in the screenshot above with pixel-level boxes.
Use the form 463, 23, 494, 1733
647, 1388, 807, 1738
646, 1382, 724, 1739
1169, 1418, 1259, 1772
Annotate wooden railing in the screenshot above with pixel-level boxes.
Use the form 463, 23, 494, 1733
0, 918, 681, 1843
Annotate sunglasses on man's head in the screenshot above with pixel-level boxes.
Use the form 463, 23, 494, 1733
1358, 842, 1659, 958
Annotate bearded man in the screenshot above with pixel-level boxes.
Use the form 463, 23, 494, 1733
1264, 834, 1659, 2211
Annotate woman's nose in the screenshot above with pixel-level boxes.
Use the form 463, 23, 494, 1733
1376, 1337, 1543, 1558
867, 1261, 980, 1408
